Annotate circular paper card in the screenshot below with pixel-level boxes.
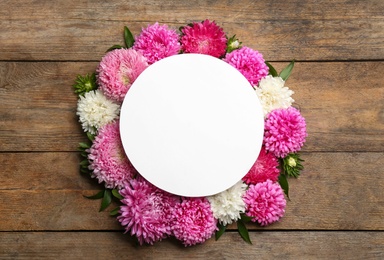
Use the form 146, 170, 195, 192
120, 53, 264, 197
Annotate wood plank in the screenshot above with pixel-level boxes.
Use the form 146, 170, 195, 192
1, 231, 383, 259
1, 152, 383, 231
1, 62, 383, 152
0, 0, 383, 61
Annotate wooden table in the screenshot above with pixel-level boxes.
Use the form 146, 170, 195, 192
1, 0, 383, 258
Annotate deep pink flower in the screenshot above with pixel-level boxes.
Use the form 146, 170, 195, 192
242, 146, 280, 185
88, 121, 136, 189
224, 46, 269, 86
117, 177, 179, 245
133, 23, 181, 64
243, 180, 286, 226
172, 197, 217, 246
181, 19, 227, 58
97, 48, 148, 102
264, 107, 307, 158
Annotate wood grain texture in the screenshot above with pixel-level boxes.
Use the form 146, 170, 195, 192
1, 152, 383, 231
1, 231, 383, 259
0, 0, 383, 61
1, 62, 383, 152
1, 0, 383, 257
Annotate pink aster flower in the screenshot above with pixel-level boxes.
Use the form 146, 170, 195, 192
117, 177, 179, 245
133, 22, 181, 64
97, 48, 148, 102
242, 146, 280, 185
88, 121, 136, 189
224, 46, 269, 86
172, 197, 217, 246
181, 19, 227, 58
264, 107, 307, 158
243, 180, 286, 226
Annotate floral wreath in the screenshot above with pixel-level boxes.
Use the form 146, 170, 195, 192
74, 20, 307, 246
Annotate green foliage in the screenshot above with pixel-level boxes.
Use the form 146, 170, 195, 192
83, 190, 104, 200
124, 26, 135, 48
279, 60, 295, 81
215, 223, 227, 241
106, 44, 124, 52
226, 35, 242, 53
112, 189, 123, 200
265, 61, 278, 77
110, 206, 120, 216
99, 189, 112, 212
73, 73, 97, 96
281, 153, 304, 178
278, 173, 290, 199
237, 219, 252, 244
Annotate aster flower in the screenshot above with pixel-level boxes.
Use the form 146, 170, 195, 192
133, 23, 181, 64
76, 89, 120, 134
88, 121, 136, 189
73, 73, 97, 96
117, 177, 179, 245
172, 197, 217, 246
224, 46, 269, 86
97, 48, 148, 102
243, 180, 286, 226
281, 153, 304, 177
207, 181, 247, 226
255, 75, 294, 116
242, 146, 280, 185
181, 19, 227, 58
264, 107, 307, 158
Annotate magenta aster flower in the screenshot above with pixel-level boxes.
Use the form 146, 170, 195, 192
133, 22, 181, 64
264, 107, 307, 158
224, 46, 269, 86
243, 180, 286, 226
117, 177, 179, 245
97, 48, 148, 102
172, 197, 217, 246
88, 121, 136, 189
242, 146, 280, 185
181, 19, 227, 58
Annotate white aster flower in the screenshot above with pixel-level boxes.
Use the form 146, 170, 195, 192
76, 90, 120, 134
255, 75, 294, 116
207, 181, 247, 226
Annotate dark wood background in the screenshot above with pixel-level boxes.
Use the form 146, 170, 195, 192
1, 0, 383, 258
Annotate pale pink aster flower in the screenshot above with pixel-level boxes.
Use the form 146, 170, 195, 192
97, 48, 148, 102
117, 177, 179, 245
133, 22, 181, 64
242, 146, 280, 185
88, 121, 136, 189
172, 197, 217, 246
224, 46, 269, 86
181, 19, 227, 58
243, 180, 286, 226
264, 107, 307, 158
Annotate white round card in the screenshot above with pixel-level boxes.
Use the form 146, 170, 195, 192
120, 53, 264, 197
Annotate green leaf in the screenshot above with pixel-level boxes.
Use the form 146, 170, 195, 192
78, 142, 90, 149
237, 220, 252, 244
279, 60, 295, 81
265, 62, 278, 77
106, 44, 124, 52
86, 132, 95, 142
99, 189, 112, 212
124, 26, 135, 48
215, 223, 227, 241
112, 189, 123, 200
110, 206, 120, 216
79, 159, 89, 167
278, 174, 290, 199
84, 190, 104, 200
240, 214, 253, 223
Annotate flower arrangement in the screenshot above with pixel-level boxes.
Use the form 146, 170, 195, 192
74, 20, 307, 246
